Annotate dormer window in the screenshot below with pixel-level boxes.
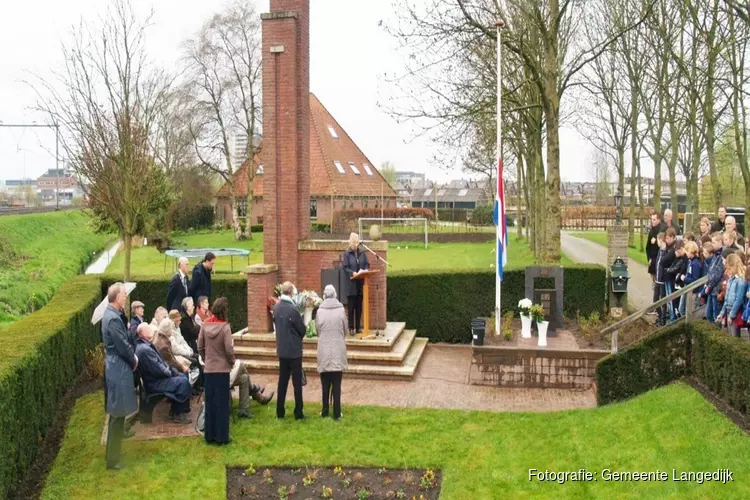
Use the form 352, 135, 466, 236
349, 162, 361, 175
363, 163, 374, 176
334, 161, 346, 174
328, 125, 338, 138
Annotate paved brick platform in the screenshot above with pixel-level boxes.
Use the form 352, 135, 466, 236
115, 344, 596, 442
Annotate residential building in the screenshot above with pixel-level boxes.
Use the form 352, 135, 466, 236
0, 178, 38, 204
215, 94, 397, 224
35, 168, 84, 205
395, 171, 425, 184
410, 185, 489, 211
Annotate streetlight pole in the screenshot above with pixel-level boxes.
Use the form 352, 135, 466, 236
0, 122, 62, 209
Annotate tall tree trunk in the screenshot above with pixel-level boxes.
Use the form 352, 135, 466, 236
243, 177, 255, 240
122, 231, 133, 282
516, 153, 524, 239
542, 38, 561, 265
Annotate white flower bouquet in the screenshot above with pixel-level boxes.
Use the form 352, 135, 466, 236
518, 298, 533, 317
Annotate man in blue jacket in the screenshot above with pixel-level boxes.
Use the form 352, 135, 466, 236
102, 283, 138, 470
191, 252, 216, 305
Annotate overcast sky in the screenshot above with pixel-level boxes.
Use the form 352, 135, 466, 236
0, 0, 602, 184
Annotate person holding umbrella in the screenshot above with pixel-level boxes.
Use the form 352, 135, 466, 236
102, 283, 138, 470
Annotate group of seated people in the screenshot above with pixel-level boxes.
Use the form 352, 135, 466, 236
127, 295, 271, 426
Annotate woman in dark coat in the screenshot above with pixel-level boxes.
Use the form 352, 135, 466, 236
198, 297, 235, 445
342, 232, 369, 335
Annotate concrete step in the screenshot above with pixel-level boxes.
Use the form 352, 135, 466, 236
233, 322, 407, 352
238, 337, 429, 381
234, 330, 418, 366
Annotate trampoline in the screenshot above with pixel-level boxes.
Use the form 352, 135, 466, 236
163, 248, 251, 273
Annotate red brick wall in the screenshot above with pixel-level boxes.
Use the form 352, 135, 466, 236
261, 1, 310, 284
296, 243, 387, 330
246, 266, 279, 333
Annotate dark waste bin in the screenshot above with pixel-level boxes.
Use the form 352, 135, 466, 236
471, 317, 486, 346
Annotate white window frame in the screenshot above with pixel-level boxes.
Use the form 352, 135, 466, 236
334, 161, 346, 174
327, 125, 339, 139
349, 162, 361, 175
424, 188, 433, 196
363, 163, 374, 176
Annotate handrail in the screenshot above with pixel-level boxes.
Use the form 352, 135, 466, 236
601, 275, 709, 353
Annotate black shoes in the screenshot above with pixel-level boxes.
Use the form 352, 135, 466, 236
295, 414, 307, 421
238, 410, 252, 419
169, 413, 192, 424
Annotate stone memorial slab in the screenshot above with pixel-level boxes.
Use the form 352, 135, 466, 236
525, 266, 564, 332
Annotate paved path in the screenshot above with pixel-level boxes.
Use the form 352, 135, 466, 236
85, 240, 122, 274
561, 232, 652, 311
124, 344, 597, 441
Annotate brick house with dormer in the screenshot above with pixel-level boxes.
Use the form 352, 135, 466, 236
215, 93, 397, 226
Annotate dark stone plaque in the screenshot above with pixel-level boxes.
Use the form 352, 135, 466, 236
524, 266, 564, 332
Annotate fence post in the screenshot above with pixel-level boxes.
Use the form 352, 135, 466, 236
611, 329, 618, 353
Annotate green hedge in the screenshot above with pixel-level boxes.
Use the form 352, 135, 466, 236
595, 325, 690, 405
596, 322, 750, 417
172, 205, 214, 231
0, 276, 101, 498
387, 265, 606, 343
99, 274, 248, 330
690, 322, 750, 416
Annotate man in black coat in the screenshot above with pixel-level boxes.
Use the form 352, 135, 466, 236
646, 212, 664, 283
663, 209, 681, 236
342, 233, 369, 335
190, 252, 216, 305
711, 206, 727, 233
274, 281, 306, 420
166, 257, 190, 311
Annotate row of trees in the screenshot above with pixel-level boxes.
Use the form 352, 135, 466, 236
385, 0, 750, 263
33, 0, 262, 279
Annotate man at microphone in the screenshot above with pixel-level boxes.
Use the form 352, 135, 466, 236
343, 232, 369, 336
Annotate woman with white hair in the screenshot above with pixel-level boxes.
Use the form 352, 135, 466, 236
342, 232, 369, 335
316, 284, 348, 420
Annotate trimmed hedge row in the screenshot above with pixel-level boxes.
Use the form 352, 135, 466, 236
596, 322, 750, 417
0, 276, 101, 499
99, 274, 248, 330
387, 265, 606, 343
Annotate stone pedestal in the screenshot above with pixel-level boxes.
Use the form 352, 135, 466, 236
607, 225, 629, 315
246, 264, 279, 333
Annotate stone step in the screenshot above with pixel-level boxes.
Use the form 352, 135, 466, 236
233, 322, 407, 352
237, 337, 429, 381
234, 329, 417, 366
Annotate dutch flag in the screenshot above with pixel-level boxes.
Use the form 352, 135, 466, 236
493, 157, 507, 280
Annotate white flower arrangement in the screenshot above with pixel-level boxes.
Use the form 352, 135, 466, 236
292, 290, 322, 314
518, 298, 533, 317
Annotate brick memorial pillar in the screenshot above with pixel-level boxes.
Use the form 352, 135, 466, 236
607, 225, 629, 317
246, 264, 279, 333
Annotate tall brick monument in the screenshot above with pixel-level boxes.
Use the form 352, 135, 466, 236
245, 0, 388, 333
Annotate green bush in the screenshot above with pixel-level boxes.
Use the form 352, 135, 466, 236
595, 325, 689, 405
470, 206, 494, 225
690, 322, 750, 416
99, 274, 248, 330
172, 205, 214, 231
311, 223, 331, 233
0, 276, 101, 498
596, 321, 750, 417
387, 265, 606, 343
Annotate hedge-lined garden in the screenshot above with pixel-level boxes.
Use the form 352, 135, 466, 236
387, 265, 606, 343
596, 322, 750, 418
0, 276, 101, 499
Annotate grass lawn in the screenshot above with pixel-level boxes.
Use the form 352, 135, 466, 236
105, 231, 573, 275
0, 210, 111, 325
43, 383, 750, 499
571, 232, 650, 267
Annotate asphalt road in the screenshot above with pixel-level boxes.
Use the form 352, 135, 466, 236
561, 232, 653, 311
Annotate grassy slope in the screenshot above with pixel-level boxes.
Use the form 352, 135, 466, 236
43, 383, 750, 499
571, 232, 649, 267
105, 231, 573, 275
0, 211, 110, 324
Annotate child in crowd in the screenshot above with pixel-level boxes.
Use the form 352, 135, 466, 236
705, 247, 732, 323
717, 253, 747, 337
712, 232, 724, 252
653, 232, 668, 326
723, 230, 740, 251
684, 232, 696, 244
665, 240, 687, 321
680, 241, 702, 317
701, 242, 715, 279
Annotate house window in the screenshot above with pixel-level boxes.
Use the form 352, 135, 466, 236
256, 164, 264, 174
363, 163, 374, 176
458, 189, 468, 196
438, 189, 446, 196
310, 199, 318, 219
328, 125, 339, 139
237, 198, 247, 217
334, 161, 346, 174
349, 162, 361, 175
424, 188, 433, 196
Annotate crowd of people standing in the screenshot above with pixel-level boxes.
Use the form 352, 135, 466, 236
102, 235, 369, 468
646, 206, 750, 335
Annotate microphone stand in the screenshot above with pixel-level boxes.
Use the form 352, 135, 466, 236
356, 242, 389, 338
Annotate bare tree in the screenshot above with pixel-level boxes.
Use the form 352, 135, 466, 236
183, 0, 262, 240
378, 161, 398, 188
32, 0, 173, 281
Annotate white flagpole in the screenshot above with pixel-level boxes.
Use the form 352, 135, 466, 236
495, 20, 503, 336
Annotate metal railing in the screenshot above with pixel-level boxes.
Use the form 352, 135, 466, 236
601, 275, 708, 353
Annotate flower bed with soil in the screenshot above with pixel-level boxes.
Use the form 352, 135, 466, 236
226, 465, 442, 500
